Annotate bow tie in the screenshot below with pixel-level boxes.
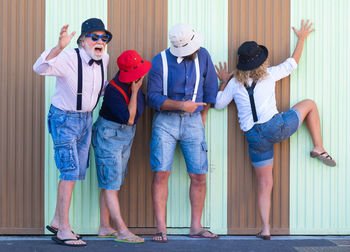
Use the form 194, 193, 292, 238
88, 59, 102, 66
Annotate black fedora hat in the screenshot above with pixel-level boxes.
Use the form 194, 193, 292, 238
77, 18, 112, 45
237, 41, 268, 71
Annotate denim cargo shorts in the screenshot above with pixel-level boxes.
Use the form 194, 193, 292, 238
47, 105, 92, 181
150, 111, 208, 174
244, 108, 301, 167
92, 116, 136, 190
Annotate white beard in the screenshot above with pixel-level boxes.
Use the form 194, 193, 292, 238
84, 44, 104, 60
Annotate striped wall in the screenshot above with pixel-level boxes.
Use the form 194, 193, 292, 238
1, 0, 348, 235
290, 0, 350, 234
0, 0, 45, 234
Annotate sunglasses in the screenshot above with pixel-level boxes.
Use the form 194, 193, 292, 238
85, 33, 110, 42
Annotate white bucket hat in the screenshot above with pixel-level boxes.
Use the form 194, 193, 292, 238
169, 23, 204, 57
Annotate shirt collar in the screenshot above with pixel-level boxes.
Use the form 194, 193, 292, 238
177, 57, 184, 64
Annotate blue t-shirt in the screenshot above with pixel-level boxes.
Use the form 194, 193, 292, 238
99, 73, 146, 125
147, 47, 218, 112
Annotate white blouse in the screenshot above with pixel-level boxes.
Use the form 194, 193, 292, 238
215, 58, 297, 131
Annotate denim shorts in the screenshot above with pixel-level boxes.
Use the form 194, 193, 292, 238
92, 116, 136, 190
47, 105, 92, 181
244, 108, 301, 167
150, 111, 208, 174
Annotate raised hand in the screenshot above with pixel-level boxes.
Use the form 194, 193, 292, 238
58, 24, 76, 50
215, 62, 233, 84
131, 76, 144, 92
183, 100, 207, 114
292, 19, 314, 41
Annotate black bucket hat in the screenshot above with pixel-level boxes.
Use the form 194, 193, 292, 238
77, 18, 112, 45
237, 41, 268, 71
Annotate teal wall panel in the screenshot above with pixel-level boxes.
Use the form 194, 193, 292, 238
167, 0, 228, 234
45, 0, 108, 234
290, 0, 350, 234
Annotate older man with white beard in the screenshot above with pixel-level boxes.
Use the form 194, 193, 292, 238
33, 18, 112, 247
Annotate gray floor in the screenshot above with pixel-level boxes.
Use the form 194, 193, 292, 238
0, 236, 350, 252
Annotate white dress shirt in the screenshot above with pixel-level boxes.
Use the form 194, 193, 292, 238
33, 47, 109, 112
215, 58, 298, 131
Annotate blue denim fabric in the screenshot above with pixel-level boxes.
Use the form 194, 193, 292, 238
92, 116, 136, 190
47, 105, 92, 181
244, 108, 301, 167
150, 111, 208, 174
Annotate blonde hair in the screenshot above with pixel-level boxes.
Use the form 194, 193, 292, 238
234, 58, 269, 85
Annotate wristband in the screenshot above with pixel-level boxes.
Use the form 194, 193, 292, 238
181, 102, 185, 111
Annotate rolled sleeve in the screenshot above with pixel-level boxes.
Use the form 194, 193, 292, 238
33, 48, 68, 77
268, 57, 298, 82
147, 55, 168, 110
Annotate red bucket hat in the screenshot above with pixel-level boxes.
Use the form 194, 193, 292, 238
117, 50, 152, 83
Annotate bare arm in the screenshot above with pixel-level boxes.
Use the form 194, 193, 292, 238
127, 77, 144, 125
291, 19, 315, 64
46, 24, 76, 61
160, 99, 207, 113
200, 103, 211, 125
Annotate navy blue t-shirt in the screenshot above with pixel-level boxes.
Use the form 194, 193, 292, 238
99, 73, 146, 125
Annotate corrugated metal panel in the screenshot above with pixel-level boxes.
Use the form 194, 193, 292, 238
0, 0, 45, 234
107, 0, 167, 231
227, 0, 291, 234
45, 0, 108, 234
290, 0, 350, 234
167, 0, 228, 234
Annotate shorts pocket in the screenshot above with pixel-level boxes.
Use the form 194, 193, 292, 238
54, 144, 75, 172
262, 115, 284, 143
200, 141, 208, 169
96, 158, 116, 186
52, 114, 67, 129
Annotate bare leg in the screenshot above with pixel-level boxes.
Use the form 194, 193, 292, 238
189, 173, 217, 238
152, 171, 170, 241
99, 189, 143, 242
98, 190, 116, 236
56, 180, 86, 245
293, 99, 324, 153
254, 163, 274, 237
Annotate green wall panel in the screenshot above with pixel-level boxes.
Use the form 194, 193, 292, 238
167, 0, 228, 234
290, 0, 350, 234
45, 0, 108, 234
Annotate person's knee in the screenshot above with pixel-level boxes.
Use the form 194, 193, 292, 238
153, 171, 170, 184
258, 177, 273, 191
189, 173, 206, 185
303, 99, 317, 109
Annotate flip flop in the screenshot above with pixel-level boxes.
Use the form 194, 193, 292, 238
46, 225, 82, 239
51, 236, 86, 247
310, 151, 336, 167
188, 230, 219, 239
256, 231, 271, 240
114, 235, 144, 243
152, 232, 168, 243
98, 231, 118, 238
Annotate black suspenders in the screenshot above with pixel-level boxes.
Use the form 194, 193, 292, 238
75, 48, 83, 110
74, 48, 104, 111
245, 82, 258, 122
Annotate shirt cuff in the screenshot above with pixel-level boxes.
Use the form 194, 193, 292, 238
39, 49, 59, 65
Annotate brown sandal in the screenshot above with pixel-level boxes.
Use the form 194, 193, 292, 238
310, 151, 336, 167
256, 231, 271, 240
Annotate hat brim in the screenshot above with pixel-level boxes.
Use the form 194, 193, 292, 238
237, 45, 268, 71
77, 29, 113, 45
169, 31, 203, 57
118, 60, 152, 83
